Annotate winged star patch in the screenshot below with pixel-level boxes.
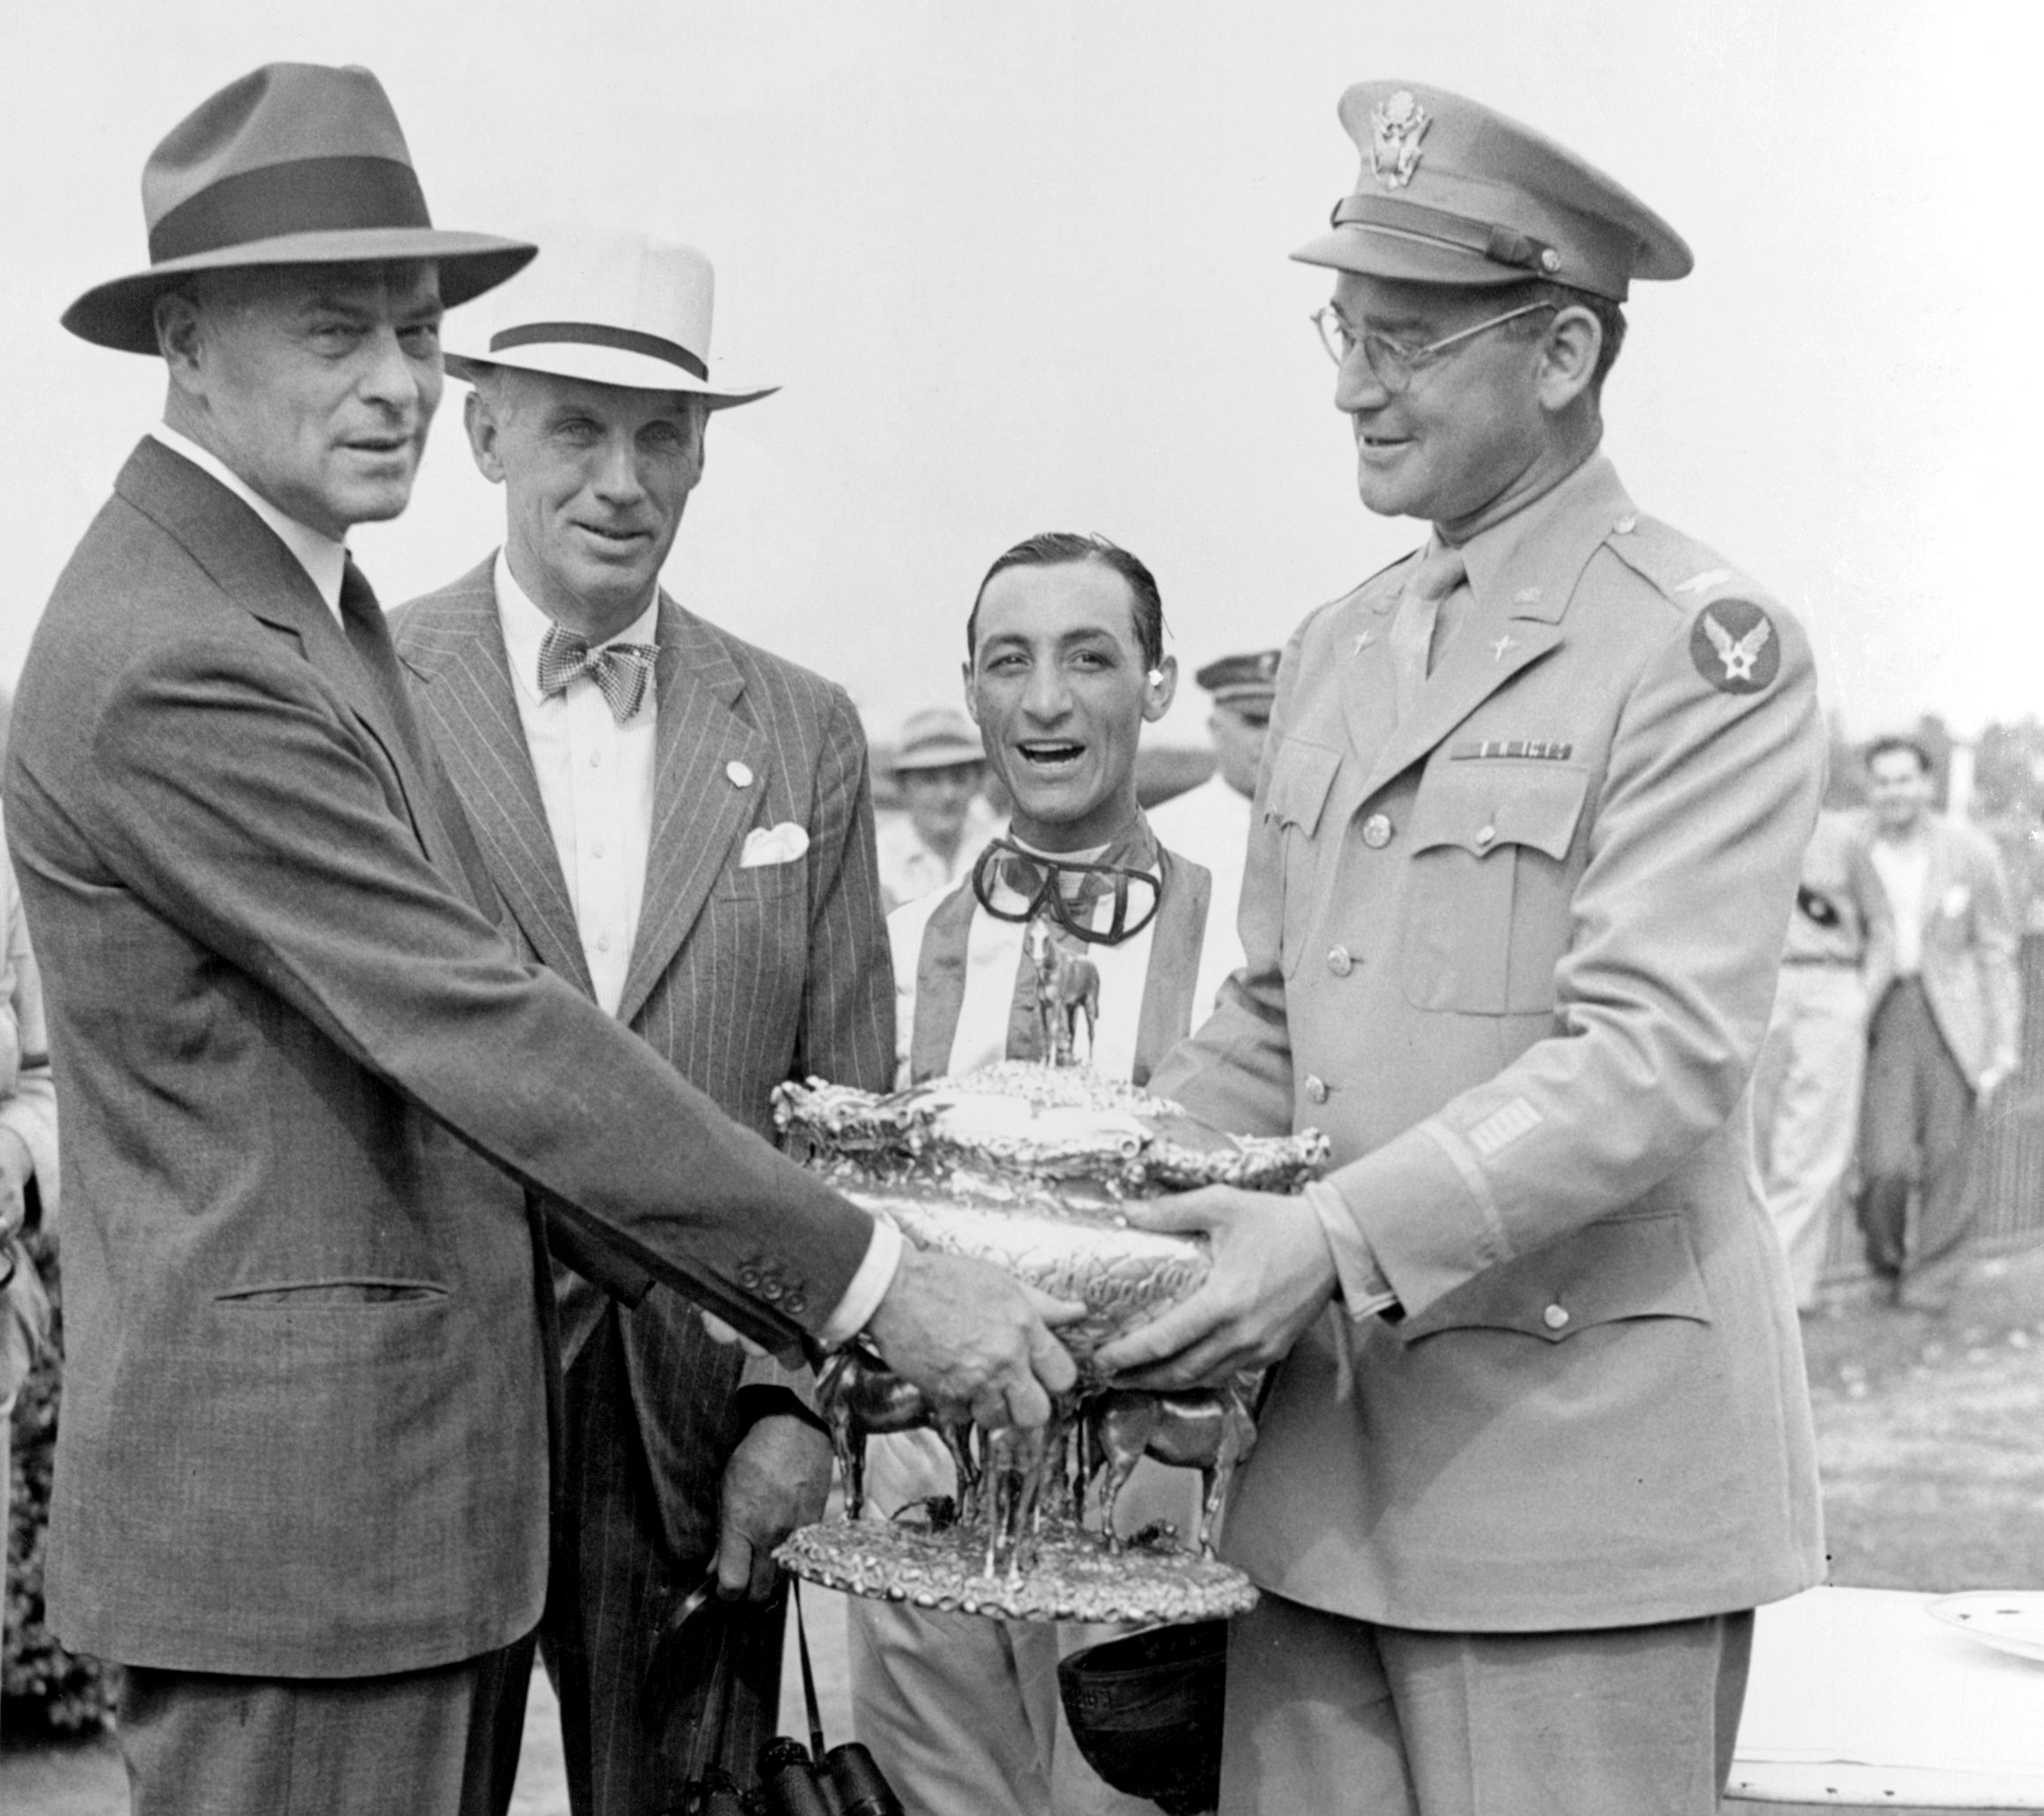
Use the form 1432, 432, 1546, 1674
1690, 601, 1779, 695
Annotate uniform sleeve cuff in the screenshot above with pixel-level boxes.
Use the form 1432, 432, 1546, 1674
1305, 1179, 1400, 1320
817, 1218, 903, 1349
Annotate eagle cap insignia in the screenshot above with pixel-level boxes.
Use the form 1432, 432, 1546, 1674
1369, 91, 1431, 190
1689, 600, 1781, 695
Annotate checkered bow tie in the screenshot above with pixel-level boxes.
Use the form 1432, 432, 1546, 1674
537, 624, 659, 723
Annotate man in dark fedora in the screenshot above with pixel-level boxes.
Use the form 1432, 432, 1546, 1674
1100, 81, 1825, 1812
393, 228, 894, 1809
5, 63, 1075, 1814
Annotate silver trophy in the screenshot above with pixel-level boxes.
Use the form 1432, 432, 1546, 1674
772, 929, 1329, 1625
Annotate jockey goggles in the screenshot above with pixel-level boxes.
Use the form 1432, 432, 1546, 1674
970, 837, 1161, 945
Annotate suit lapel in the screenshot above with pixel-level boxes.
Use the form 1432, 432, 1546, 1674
121, 441, 443, 857
615, 598, 769, 1027
397, 565, 593, 995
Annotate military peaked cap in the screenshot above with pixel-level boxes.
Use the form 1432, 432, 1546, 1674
1292, 81, 1692, 301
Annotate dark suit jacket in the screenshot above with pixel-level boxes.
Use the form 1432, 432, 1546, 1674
3, 441, 875, 1677
392, 560, 893, 1565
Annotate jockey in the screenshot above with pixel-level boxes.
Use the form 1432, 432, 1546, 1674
850, 531, 1238, 1816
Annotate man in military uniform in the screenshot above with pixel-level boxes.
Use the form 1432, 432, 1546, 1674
1753, 809, 1878, 1310
1098, 82, 1825, 1814
1146, 649, 1280, 991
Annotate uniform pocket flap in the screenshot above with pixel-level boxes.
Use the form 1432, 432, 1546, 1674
1397, 1212, 1710, 1344
1263, 739, 1343, 836
1406, 761, 1590, 860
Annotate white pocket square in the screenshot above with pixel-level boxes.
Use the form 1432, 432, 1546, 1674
739, 822, 811, 868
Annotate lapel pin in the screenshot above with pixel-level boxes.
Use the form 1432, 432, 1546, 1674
726, 760, 754, 788
1353, 630, 1377, 655
1490, 634, 1519, 663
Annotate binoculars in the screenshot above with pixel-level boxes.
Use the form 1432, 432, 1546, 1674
683, 1736, 902, 1816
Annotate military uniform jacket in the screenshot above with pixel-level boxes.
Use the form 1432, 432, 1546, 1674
1149, 454, 1826, 1633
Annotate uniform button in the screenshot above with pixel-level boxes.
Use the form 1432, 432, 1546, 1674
1543, 1303, 1570, 1330
1476, 824, 1496, 848
1303, 1075, 1329, 1105
1326, 945, 1354, 977
1361, 813, 1393, 849
727, 760, 754, 788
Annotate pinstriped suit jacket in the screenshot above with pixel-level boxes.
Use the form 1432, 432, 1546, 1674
393, 560, 893, 1563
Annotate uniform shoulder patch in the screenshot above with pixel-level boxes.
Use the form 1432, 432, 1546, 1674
1690, 598, 1780, 694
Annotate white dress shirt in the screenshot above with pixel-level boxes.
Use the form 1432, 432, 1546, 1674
151, 427, 347, 619
492, 552, 660, 1019
1870, 834, 1932, 977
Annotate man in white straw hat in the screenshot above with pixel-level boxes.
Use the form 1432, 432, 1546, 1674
4, 63, 1076, 1815
393, 228, 894, 1810
877, 706, 1002, 910
1098, 80, 1826, 1812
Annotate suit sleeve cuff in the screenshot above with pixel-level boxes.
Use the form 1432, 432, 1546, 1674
817, 1218, 903, 1350
1305, 1179, 1399, 1320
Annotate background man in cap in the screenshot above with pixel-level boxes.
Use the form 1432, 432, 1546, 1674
851, 530, 1223, 1816
4, 63, 1073, 1814
392, 227, 893, 1808
1145, 649, 1281, 992
1855, 736, 2022, 1309
1099, 80, 1826, 1813
877, 705, 1003, 910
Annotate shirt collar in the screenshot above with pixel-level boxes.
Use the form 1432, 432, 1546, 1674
151, 426, 348, 622
1448, 450, 1627, 623
493, 549, 663, 708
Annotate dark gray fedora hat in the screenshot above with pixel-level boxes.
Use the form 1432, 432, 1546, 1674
64, 62, 537, 354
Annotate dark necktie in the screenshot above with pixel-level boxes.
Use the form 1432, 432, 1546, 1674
537, 623, 659, 724
338, 557, 430, 771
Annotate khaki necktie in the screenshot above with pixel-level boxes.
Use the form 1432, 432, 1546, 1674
1388, 541, 1469, 726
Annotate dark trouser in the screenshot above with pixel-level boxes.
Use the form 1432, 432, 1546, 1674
1856, 978, 1978, 1285
1218, 1592, 1753, 1816
118, 1634, 535, 1816
542, 1305, 786, 1814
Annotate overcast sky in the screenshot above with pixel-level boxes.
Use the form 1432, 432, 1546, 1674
4, 0, 2035, 745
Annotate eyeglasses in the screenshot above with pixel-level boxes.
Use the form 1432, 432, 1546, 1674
970, 838, 1161, 946
1309, 301, 1559, 395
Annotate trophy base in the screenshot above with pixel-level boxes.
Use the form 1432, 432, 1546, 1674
776, 1518, 1260, 1626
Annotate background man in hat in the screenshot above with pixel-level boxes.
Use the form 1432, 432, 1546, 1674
1855, 736, 2022, 1309
877, 705, 1003, 910
1098, 81, 1826, 1813
850, 530, 1226, 1816
4, 63, 1074, 1814
391, 227, 894, 1808
1146, 649, 1281, 991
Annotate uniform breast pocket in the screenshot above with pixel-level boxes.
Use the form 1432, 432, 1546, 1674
1263, 739, 1344, 978
1400, 762, 1589, 1014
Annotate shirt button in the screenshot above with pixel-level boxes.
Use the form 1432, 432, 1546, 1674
1543, 1303, 1570, 1330
1476, 824, 1497, 848
1361, 813, 1393, 849
1303, 1075, 1329, 1105
589, 751, 601, 767
596, 934, 611, 953
1327, 946, 1354, 977
592, 841, 605, 858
